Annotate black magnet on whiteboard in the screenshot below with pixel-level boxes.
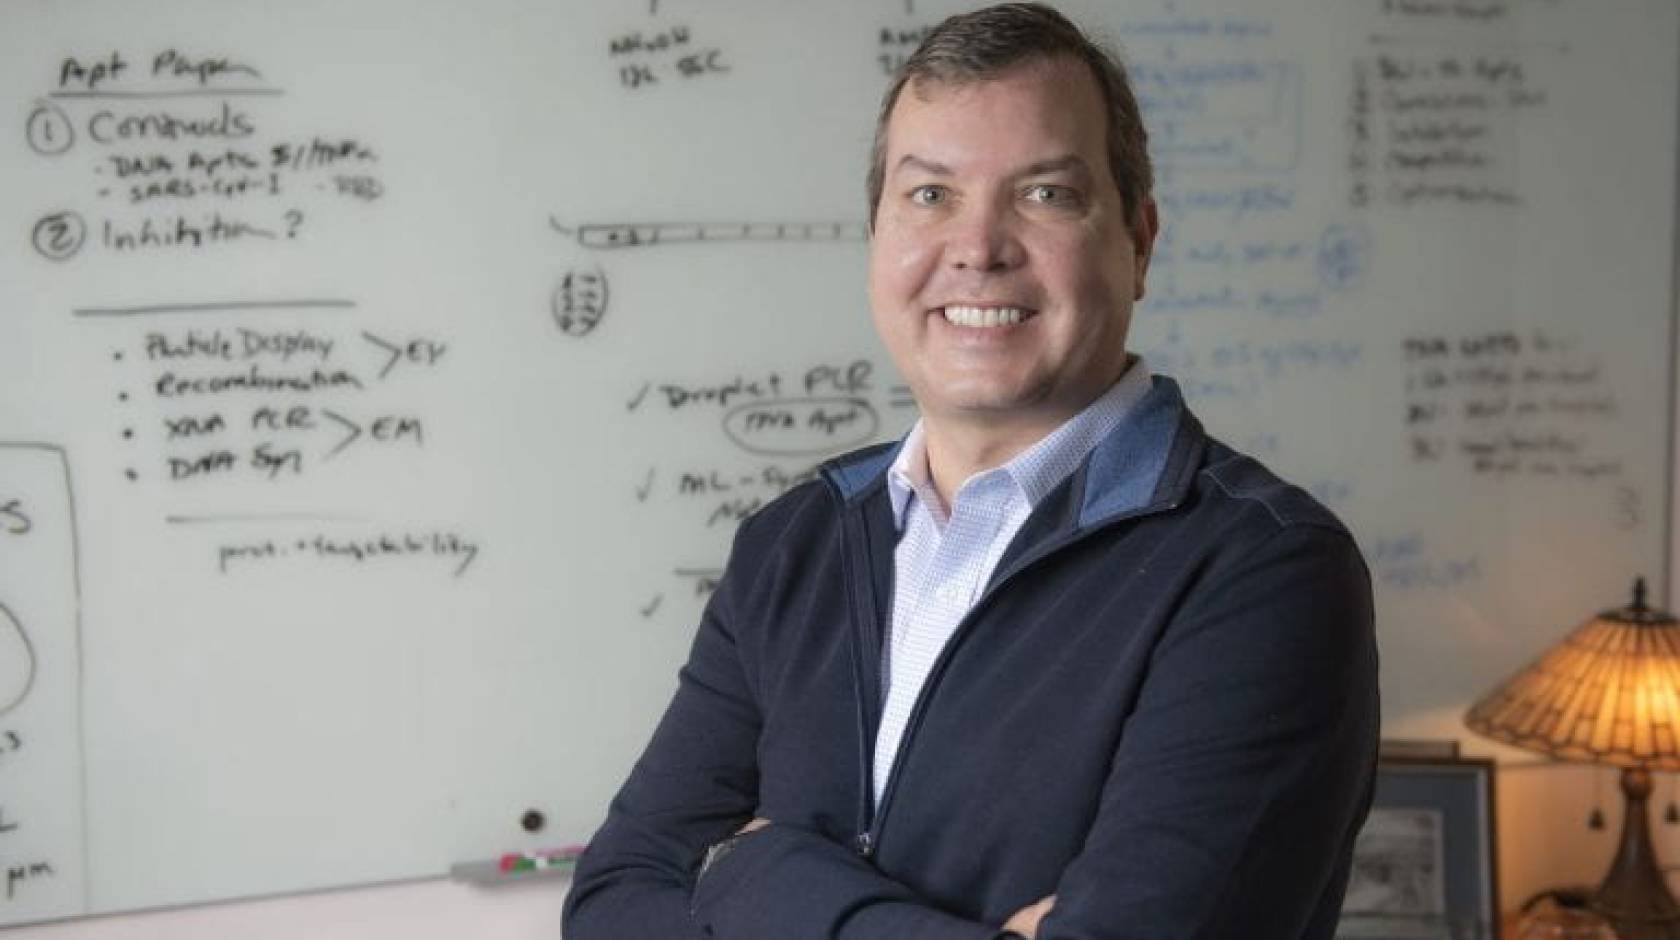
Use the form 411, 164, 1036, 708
118, 392, 129, 402
522, 810, 546, 833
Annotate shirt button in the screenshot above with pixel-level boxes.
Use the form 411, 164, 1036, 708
937, 584, 961, 604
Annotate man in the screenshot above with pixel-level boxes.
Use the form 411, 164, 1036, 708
563, 4, 1378, 938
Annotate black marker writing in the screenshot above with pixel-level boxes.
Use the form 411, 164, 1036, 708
0, 501, 30, 536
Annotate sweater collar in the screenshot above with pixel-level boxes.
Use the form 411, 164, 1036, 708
883, 359, 1154, 526
823, 374, 1200, 531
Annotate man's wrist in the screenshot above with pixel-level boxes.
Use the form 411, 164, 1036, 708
697, 832, 746, 882
697, 820, 771, 883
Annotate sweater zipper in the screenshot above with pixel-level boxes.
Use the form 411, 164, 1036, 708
837, 497, 883, 857
845, 492, 1180, 859
862, 565, 1014, 853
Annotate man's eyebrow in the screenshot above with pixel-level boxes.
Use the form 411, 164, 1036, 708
894, 154, 952, 176
892, 153, 1093, 179
1018, 155, 1091, 177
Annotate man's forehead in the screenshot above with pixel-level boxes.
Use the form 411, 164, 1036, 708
899, 54, 1097, 104
884, 57, 1108, 167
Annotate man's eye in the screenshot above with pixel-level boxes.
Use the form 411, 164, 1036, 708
909, 185, 947, 206
1023, 184, 1077, 207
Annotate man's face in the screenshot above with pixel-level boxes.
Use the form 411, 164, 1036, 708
868, 56, 1154, 436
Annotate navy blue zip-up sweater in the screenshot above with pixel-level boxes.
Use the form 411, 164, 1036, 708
564, 377, 1379, 939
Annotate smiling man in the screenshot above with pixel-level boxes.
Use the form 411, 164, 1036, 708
563, 5, 1378, 939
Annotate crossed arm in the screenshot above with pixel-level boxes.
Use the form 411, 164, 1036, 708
714, 818, 1055, 936
562, 523, 1378, 939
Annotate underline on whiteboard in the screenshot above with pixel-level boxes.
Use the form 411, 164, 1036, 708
673, 567, 725, 577
47, 88, 285, 99
165, 513, 367, 525
553, 217, 869, 251
74, 299, 356, 317
1366, 33, 1569, 53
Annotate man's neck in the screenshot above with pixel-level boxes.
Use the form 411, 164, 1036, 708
919, 413, 1060, 507
914, 360, 1142, 507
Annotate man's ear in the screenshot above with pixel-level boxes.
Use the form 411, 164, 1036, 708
1131, 198, 1159, 301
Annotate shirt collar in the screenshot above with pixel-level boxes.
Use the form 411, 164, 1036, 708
886, 356, 1154, 526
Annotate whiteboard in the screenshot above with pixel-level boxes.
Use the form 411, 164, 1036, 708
0, 0, 1673, 924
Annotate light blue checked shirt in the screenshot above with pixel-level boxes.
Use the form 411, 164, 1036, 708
875, 357, 1154, 803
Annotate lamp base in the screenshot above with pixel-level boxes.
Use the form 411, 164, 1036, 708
1591, 768, 1680, 940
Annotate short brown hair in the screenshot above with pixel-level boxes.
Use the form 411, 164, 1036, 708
866, 3, 1153, 234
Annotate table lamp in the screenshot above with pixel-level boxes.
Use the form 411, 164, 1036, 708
1465, 578, 1680, 940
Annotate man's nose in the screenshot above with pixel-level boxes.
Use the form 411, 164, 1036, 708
947, 199, 1024, 273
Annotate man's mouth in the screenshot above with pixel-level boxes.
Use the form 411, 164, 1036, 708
938, 304, 1035, 328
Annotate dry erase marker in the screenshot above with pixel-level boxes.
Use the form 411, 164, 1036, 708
498, 845, 585, 873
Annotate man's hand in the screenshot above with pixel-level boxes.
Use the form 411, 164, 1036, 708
1004, 894, 1056, 938
726, 820, 1054, 938
727, 820, 1052, 937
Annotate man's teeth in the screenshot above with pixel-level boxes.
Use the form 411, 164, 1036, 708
942, 305, 1027, 327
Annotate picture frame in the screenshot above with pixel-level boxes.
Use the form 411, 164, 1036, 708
1337, 756, 1499, 940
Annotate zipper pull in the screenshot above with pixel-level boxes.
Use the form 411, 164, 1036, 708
853, 832, 874, 858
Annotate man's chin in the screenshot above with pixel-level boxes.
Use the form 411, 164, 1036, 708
922, 390, 1070, 429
